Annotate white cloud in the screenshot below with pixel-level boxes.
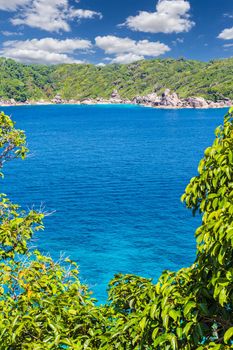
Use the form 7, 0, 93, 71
1, 30, 23, 36
95, 35, 170, 64
172, 37, 184, 45
96, 36, 136, 55
2, 49, 83, 64
223, 13, 233, 19
0, 0, 29, 11
3, 37, 92, 53
1, 37, 92, 64
11, 0, 71, 32
0, 0, 102, 32
218, 27, 233, 40
124, 0, 194, 34
70, 9, 102, 20
111, 53, 144, 64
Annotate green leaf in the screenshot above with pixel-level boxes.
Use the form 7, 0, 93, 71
224, 327, 233, 343
139, 317, 147, 331
169, 309, 180, 322
184, 302, 196, 317
152, 327, 159, 340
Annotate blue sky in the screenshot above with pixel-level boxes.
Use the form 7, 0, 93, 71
0, 0, 233, 65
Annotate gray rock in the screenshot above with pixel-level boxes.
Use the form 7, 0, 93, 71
51, 94, 63, 104
111, 90, 121, 99
184, 97, 209, 108
160, 92, 180, 107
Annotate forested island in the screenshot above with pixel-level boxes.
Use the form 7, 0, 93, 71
1, 57, 233, 108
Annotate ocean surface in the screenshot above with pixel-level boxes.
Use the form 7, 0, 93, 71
1, 104, 227, 302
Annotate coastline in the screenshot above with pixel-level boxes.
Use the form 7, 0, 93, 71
1, 89, 232, 110
0, 100, 231, 110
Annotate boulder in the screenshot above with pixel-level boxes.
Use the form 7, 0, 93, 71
207, 101, 217, 108
132, 96, 144, 104
132, 90, 232, 109
111, 90, 121, 99
81, 98, 96, 105
184, 97, 209, 108
68, 99, 80, 104
109, 98, 123, 104
51, 94, 63, 104
160, 92, 181, 107
162, 88, 171, 97
144, 93, 161, 105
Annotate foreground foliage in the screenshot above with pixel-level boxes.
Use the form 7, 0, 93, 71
1, 57, 233, 101
0, 109, 232, 349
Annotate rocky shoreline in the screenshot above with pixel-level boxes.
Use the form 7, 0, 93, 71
0, 89, 232, 109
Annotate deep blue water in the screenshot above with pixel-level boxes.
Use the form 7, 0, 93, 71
1, 105, 227, 302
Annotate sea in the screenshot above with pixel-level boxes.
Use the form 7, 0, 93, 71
1, 104, 227, 302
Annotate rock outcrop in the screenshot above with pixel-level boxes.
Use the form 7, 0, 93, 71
111, 90, 121, 99
132, 89, 232, 109
183, 97, 209, 108
0, 88, 231, 109
160, 89, 181, 107
51, 94, 63, 104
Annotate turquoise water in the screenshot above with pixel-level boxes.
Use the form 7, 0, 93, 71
1, 105, 226, 302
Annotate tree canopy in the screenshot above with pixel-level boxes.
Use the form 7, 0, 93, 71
0, 109, 232, 349
1, 57, 233, 101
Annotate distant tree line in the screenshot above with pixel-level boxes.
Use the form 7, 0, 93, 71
1, 57, 233, 102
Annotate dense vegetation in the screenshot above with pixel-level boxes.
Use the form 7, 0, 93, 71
1, 57, 233, 101
0, 109, 232, 349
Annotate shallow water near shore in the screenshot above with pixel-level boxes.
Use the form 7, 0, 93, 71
1, 104, 227, 302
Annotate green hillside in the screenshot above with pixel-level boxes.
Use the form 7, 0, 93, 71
0, 57, 233, 102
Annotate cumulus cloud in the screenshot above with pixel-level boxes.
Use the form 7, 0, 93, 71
95, 35, 170, 64
111, 53, 145, 64
0, 0, 102, 32
11, 0, 71, 32
124, 0, 194, 34
1, 37, 92, 64
218, 27, 233, 40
